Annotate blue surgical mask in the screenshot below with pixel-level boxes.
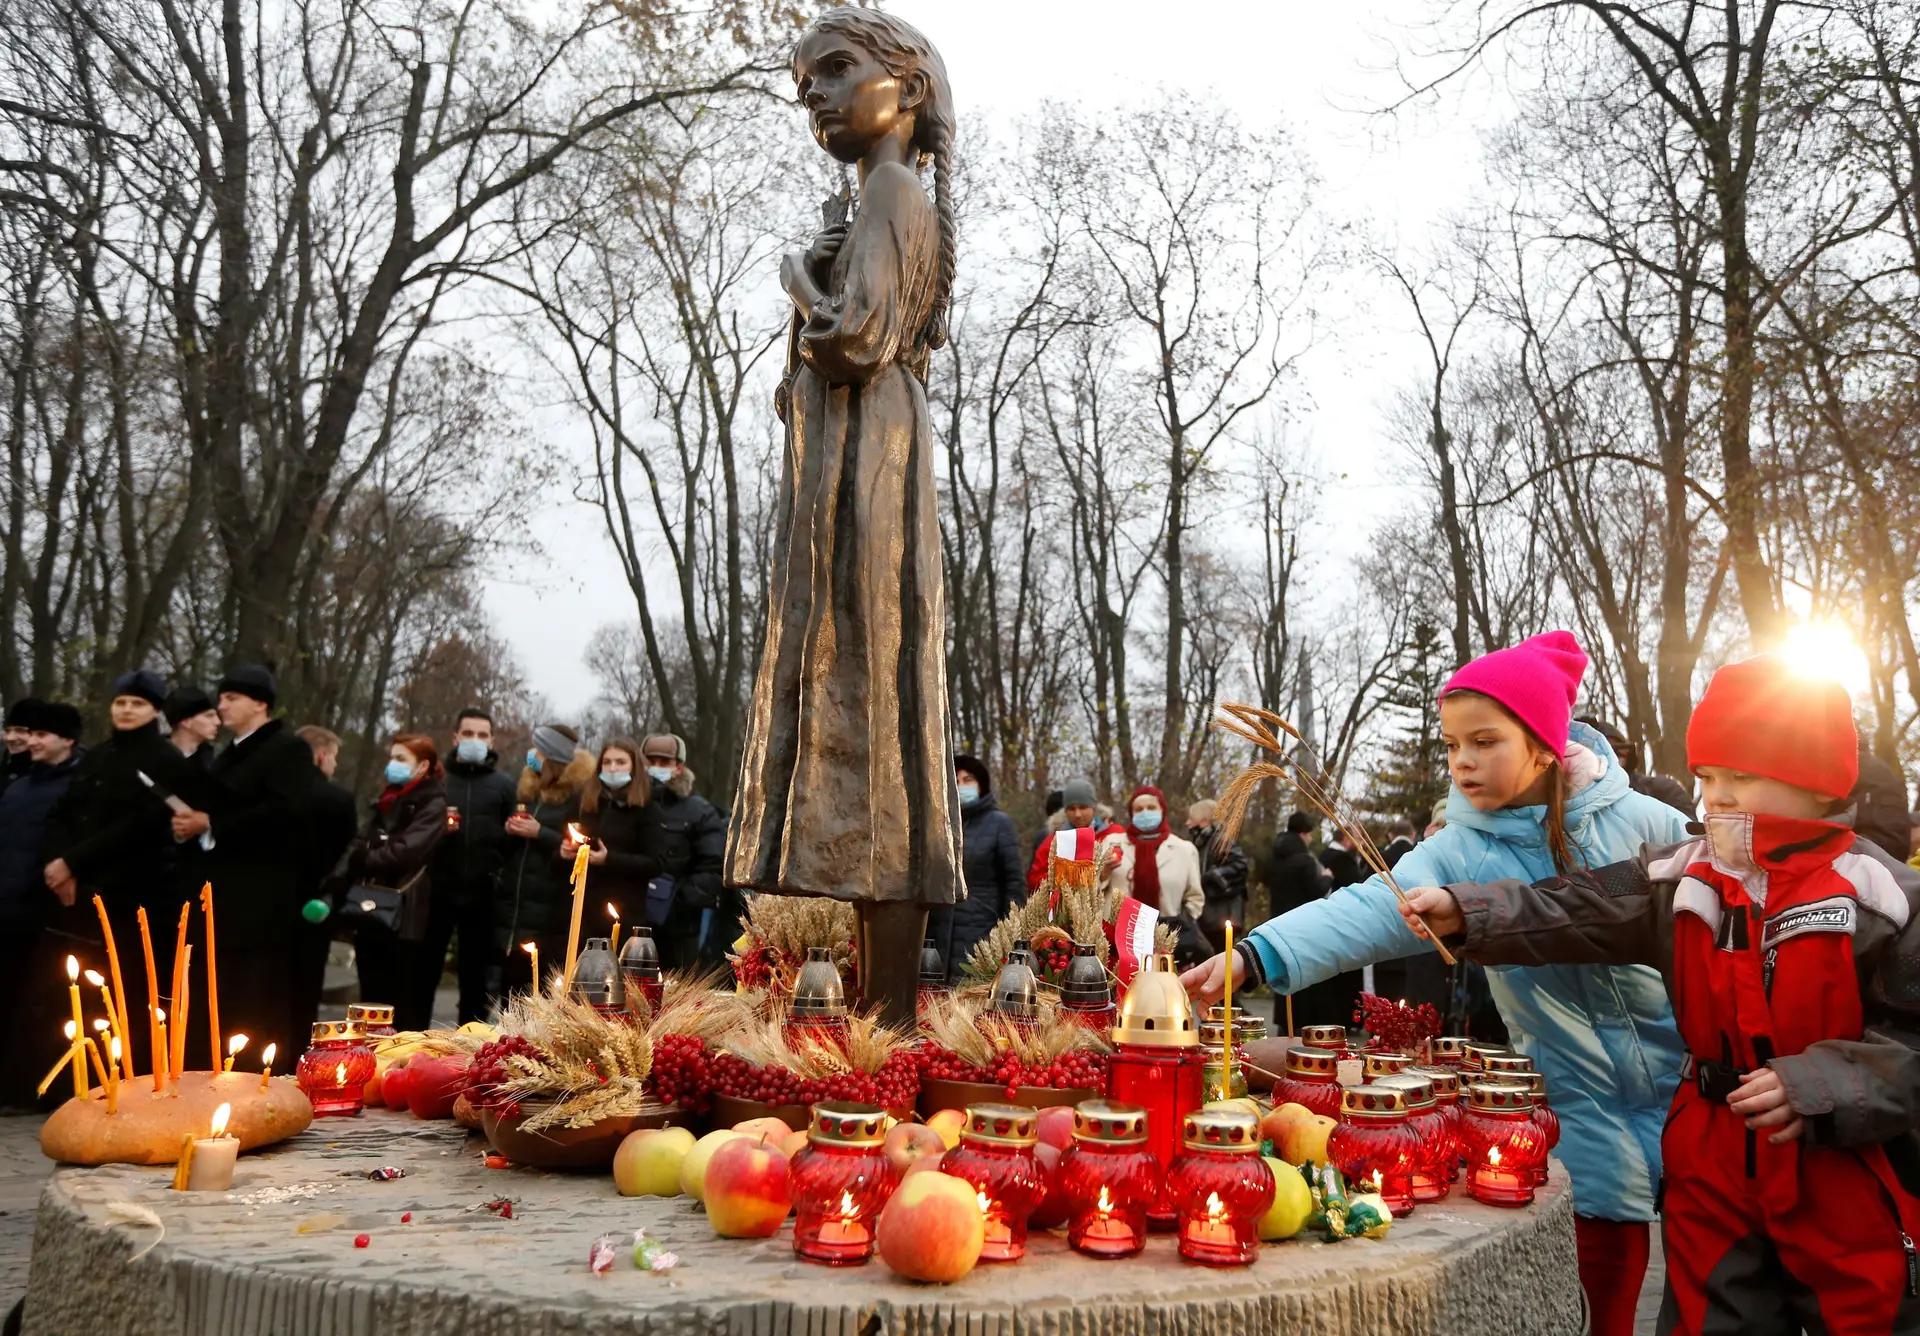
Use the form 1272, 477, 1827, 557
957, 781, 981, 806
455, 738, 487, 764
600, 771, 631, 790
646, 765, 674, 786
1132, 809, 1163, 833
526, 749, 542, 773
384, 759, 415, 786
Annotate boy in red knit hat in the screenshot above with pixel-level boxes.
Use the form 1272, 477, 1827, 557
1401, 654, 1920, 1335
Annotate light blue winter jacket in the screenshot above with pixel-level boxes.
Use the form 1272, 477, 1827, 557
1245, 723, 1690, 1221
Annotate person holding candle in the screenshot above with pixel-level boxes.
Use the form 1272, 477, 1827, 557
1401, 653, 1920, 1336
560, 738, 658, 971
332, 733, 448, 1030
1183, 632, 1689, 1336
496, 724, 592, 1003
636, 734, 730, 971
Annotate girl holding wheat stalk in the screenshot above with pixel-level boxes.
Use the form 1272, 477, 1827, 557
1189, 633, 1689, 1336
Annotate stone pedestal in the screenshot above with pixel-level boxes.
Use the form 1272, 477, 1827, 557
25, 1111, 1584, 1335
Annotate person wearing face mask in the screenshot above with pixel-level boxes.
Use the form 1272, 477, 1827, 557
927, 754, 1025, 978
332, 733, 448, 1029
636, 734, 730, 971
422, 709, 517, 1024
561, 739, 657, 954
1103, 786, 1204, 961
496, 723, 591, 1002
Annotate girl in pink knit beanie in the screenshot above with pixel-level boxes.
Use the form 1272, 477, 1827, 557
1439, 629, 1590, 872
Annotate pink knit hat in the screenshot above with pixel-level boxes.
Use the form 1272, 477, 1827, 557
1439, 631, 1589, 760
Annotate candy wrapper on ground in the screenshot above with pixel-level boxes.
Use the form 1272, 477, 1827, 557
1338, 1192, 1393, 1239
589, 1235, 619, 1276
633, 1229, 678, 1273
1313, 1164, 1391, 1241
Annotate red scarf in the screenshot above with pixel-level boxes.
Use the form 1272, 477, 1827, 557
377, 773, 427, 814
1124, 784, 1168, 907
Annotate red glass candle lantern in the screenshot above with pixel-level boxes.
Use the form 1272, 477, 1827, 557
789, 1102, 896, 1264
619, 928, 665, 1018
1482, 1052, 1534, 1081
1059, 943, 1115, 1031
1409, 1065, 1464, 1182
1327, 1084, 1422, 1217
1271, 1045, 1343, 1119
296, 1021, 375, 1117
1461, 1041, 1508, 1076
1301, 1024, 1354, 1058
1374, 1074, 1452, 1203
786, 946, 850, 1048
1057, 1101, 1160, 1257
1491, 1072, 1559, 1184
1363, 1051, 1411, 1080
1106, 952, 1202, 1223
1198, 1006, 1265, 1102
1430, 1036, 1470, 1068
345, 1003, 396, 1038
940, 1105, 1047, 1261
1166, 1107, 1273, 1266
1461, 1082, 1547, 1207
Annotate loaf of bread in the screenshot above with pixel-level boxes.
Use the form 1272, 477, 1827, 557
40, 1071, 314, 1165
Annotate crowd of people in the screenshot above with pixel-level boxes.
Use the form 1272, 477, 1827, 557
0, 668, 728, 1108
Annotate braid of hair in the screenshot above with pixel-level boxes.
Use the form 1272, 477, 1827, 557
925, 122, 956, 351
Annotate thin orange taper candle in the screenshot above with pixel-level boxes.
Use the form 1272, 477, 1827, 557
169, 903, 189, 1073
170, 945, 191, 1080
200, 883, 221, 1074
154, 1008, 169, 1091
138, 908, 162, 1091
92, 896, 135, 1081
64, 956, 87, 1101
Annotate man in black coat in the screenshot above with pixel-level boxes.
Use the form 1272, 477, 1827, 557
928, 753, 1025, 979
426, 709, 517, 1022
290, 725, 357, 1041
1263, 811, 1362, 1030
172, 665, 316, 1062
0, 697, 39, 798
0, 701, 83, 1104
639, 733, 732, 971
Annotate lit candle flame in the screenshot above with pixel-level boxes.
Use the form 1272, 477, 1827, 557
567, 823, 587, 844
1205, 1191, 1225, 1220
261, 1043, 276, 1067
155, 1007, 165, 1023
84, 969, 104, 987
335, 1062, 347, 1084
63, 1021, 76, 1041
228, 1034, 249, 1057
521, 941, 537, 957
65, 955, 78, 982
606, 902, 618, 919
209, 1103, 231, 1137
977, 1189, 994, 1217
1488, 1146, 1502, 1166
110, 1038, 121, 1062
1370, 1170, 1383, 1190
1096, 1187, 1113, 1212
92, 1019, 108, 1032
837, 1190, 857, 1218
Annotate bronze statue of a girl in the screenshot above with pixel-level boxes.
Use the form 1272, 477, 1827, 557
726, 8, 963, 1024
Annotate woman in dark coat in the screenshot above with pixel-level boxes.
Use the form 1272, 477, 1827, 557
928, 754, 1025, 979
335, 733, 447, 1029
561, 738, 658, 950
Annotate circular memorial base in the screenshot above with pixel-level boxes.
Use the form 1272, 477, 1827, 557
24, 1111, 1584, 1336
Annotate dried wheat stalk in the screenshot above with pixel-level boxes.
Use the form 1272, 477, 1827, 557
645, 971, 753, 1042
717, 1005, 912, 1077
1213, 701, 1454, 964
917, 988, 1111, 1069
490, 991, 657, 1131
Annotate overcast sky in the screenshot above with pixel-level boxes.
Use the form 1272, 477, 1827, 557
481, 0, 1510, 718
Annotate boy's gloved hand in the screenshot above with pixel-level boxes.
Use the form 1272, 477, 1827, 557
1398, 887, 1464, 941
1728, 1067, 1804, 1144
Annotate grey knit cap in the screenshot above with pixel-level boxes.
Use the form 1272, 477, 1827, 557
1062, 777, 1097, 808
531, 724, 578, 763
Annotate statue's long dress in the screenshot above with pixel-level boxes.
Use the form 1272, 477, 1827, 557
727, 162, 963, 916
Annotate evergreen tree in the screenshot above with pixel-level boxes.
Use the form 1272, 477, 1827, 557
1365, 623, 1451, 825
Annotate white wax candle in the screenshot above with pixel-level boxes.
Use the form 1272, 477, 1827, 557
184, 1137, 238, 1191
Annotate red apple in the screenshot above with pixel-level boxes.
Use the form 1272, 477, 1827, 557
883, 1122, 948, 1177
703, 1135, 793, 1238
1027, 1141, 1071, 1229
379, 1059, 414, 1110
405, 1055, 469, 1120
876, 1170, 985, 1282
1034, 1105, 1075, 1152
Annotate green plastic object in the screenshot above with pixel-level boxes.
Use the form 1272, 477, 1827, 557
301, 898, 331, 924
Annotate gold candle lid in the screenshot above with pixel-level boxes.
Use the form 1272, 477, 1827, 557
1284, 1045, 1340, 1078
807, 1101, 886, 1146
962, 1104, 1038, 1147
345, 1003, 394, 1026
309, 1020, 356, 1043
1432, 1036, 1470, 1062
1180, 1106, 1261, 1153
1488, 1071, 1548, 1101
1363, 1051, 1411, 1078
1408, 1064, 1462, 1098
1302, 1024, 1348, 1050
1199, 1004, 1260, 1046
1111, 952, 1197, 1048
1482, 1053, 1534, 1077
1340, 1083, 1411, 1120
1467, 1082, 1534, 1113
1373, 1073, 1437, 1108
1071, 1099, 1149, 1144
1462, 1042, 1509, 1070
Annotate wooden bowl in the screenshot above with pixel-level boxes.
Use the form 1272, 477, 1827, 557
711, 1095, 913, 1131
481, 1100, 693, 1170
915, 1078, 1098, 1120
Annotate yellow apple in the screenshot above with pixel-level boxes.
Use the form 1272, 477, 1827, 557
731, 1116, 794, 1142
613, 1126, 696, 1197
876, 1170, 986, 1282
1256, 1156, 1313, 1240
924, 1108, 967, 1150
679, 1129, 749, 1202
1274, 1112, 1336, 1168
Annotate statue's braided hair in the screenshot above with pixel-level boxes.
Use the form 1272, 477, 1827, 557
800, 7, 956, 351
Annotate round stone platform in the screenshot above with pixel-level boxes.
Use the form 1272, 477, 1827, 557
23, 1111, 1583, 1335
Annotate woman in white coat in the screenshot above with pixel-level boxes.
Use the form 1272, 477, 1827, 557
1103, 785, 1203, 921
